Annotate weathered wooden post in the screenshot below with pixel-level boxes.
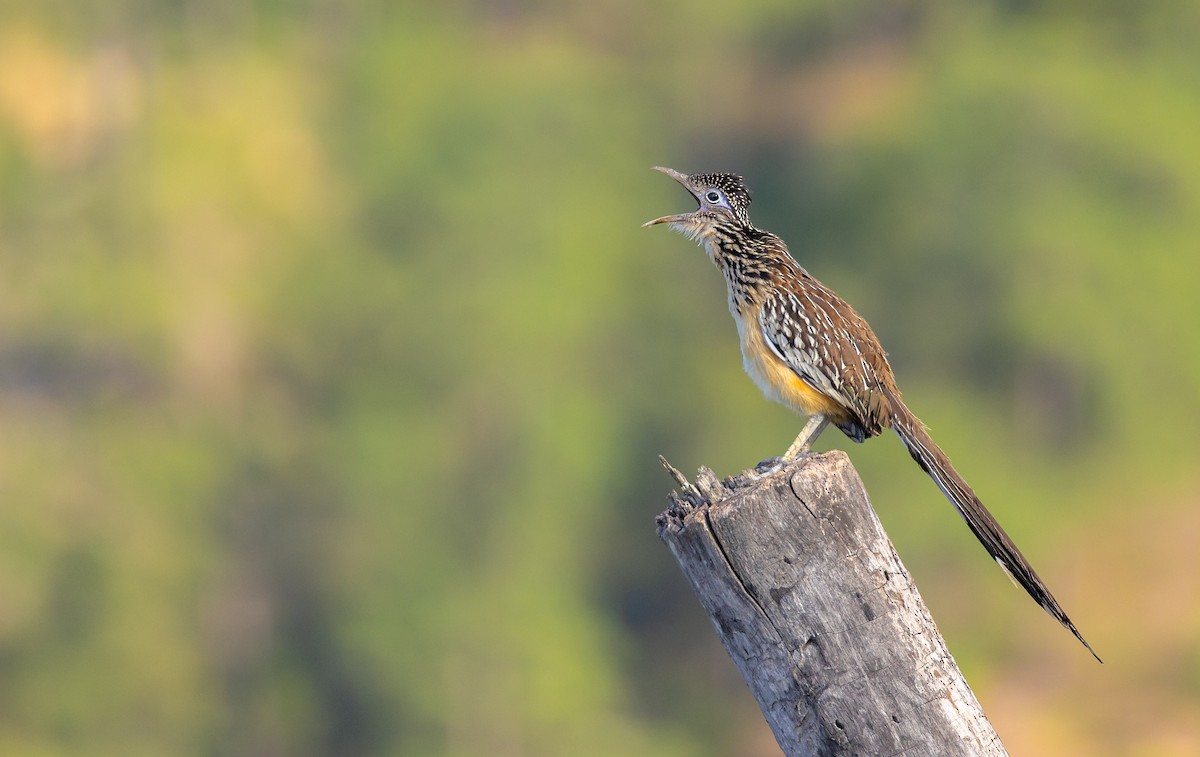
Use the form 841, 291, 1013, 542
657, 451, 1007, 756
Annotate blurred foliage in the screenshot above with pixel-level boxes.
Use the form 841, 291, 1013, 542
0, 1, 1198, 755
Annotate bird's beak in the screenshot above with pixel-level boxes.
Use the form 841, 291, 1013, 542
642, 166, 697, 228
641, 213, 691, 228
651, 165, 689, 184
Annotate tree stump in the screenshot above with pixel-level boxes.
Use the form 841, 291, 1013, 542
657, 451, 1006, 757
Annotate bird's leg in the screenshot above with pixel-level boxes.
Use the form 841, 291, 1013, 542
756, 414, 831, 473
784, 414, 829, 460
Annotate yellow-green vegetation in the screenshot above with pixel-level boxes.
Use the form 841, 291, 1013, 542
0, 2, 1197, 755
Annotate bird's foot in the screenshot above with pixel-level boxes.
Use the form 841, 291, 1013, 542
754, 456, 786, 475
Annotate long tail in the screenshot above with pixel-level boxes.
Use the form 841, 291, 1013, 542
890, 401, 1101, 662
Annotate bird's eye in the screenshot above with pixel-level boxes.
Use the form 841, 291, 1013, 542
705, 190, 723, 204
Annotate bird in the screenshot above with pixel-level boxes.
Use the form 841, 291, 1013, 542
643, 166, 1100, 662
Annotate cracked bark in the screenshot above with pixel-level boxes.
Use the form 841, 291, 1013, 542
656, 451, 1007, 757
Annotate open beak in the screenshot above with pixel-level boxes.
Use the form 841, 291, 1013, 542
641, 213, 692, 228
642, 166, 697, 227
651, 165, 689, 184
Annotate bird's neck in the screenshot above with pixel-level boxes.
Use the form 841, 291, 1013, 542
701, 225, 798, 310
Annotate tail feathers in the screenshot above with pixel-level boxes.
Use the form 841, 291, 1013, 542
890, 404, 1101, 663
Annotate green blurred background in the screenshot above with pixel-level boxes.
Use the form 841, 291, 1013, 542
2, 1, 1198, 755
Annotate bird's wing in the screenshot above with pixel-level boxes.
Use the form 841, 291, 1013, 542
758, 284, 891, 438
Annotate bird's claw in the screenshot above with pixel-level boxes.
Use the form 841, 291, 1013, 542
755, 456, 786, 474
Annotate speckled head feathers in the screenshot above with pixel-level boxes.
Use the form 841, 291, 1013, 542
642, 167, 755, 232
684, 172, 752, 222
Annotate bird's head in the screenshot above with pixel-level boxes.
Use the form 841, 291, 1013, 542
642, 166, 752, 241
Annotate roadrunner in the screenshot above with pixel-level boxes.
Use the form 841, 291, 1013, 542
644, 166, 1099, 661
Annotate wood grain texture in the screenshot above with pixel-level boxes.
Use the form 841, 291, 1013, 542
657, 451, 1007, 757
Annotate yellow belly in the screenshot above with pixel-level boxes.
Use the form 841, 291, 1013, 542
739, 311, 845, 419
